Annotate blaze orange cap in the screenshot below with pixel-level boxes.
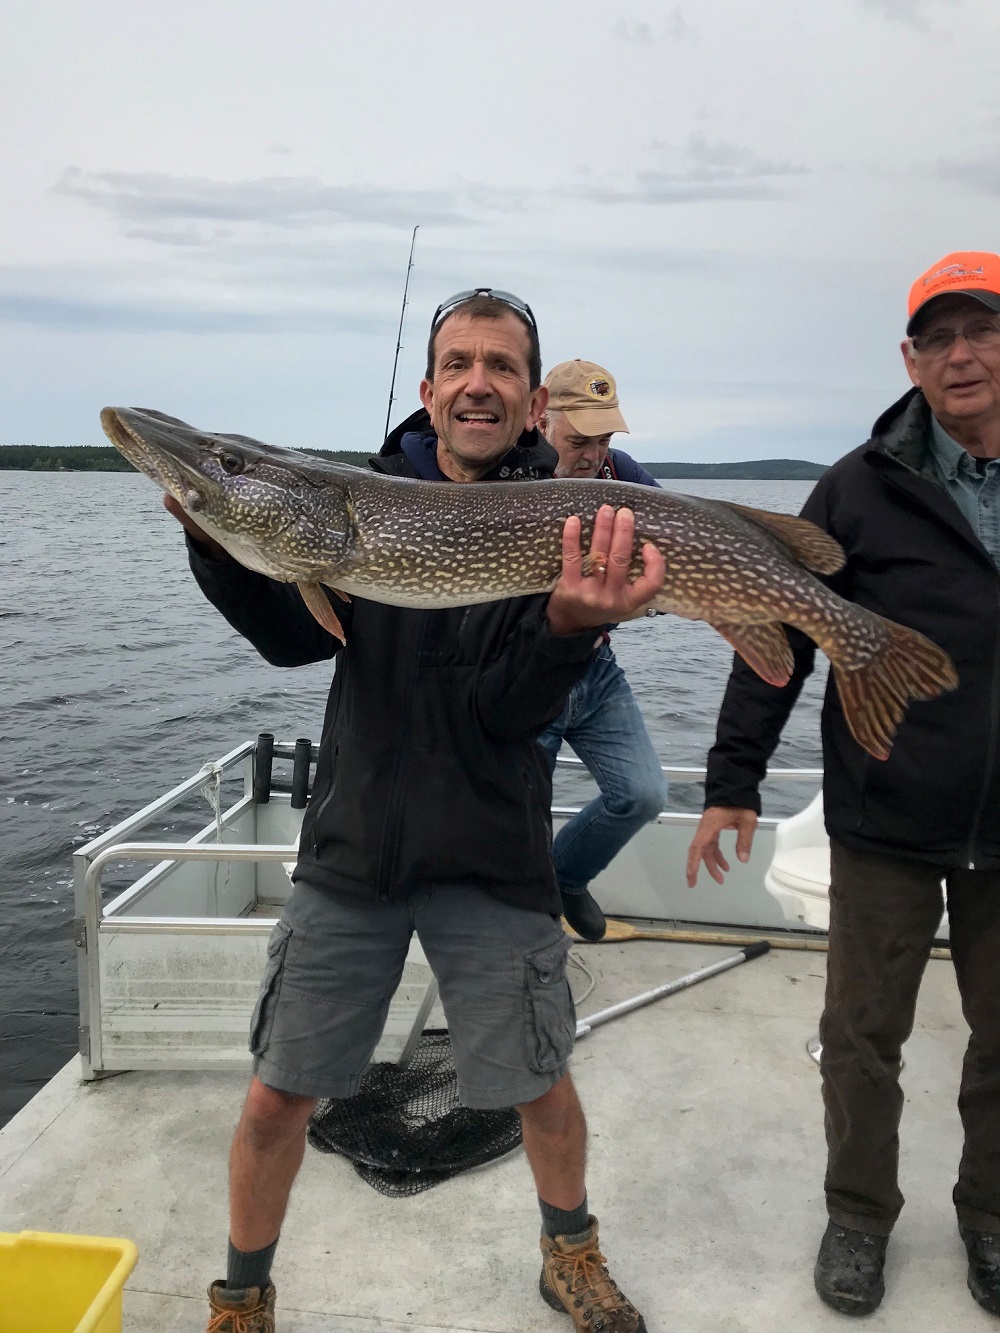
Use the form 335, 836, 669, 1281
906, 251, 1000, 335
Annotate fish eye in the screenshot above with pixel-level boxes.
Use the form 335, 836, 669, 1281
218, 451, 245, 475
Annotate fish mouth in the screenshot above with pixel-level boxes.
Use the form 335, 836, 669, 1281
100, 407, 211, 510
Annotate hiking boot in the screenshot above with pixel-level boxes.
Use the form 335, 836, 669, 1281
960, 1226, 1000, 1316
561, 888, 607, 942
206, 1280, 276, 1332
814, 1220, 888, 1316
539, 1215, 646, 1332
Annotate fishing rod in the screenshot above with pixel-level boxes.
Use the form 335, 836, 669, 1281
383, 225, 419, 443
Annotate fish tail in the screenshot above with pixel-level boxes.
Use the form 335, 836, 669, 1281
830, 614, 958, 760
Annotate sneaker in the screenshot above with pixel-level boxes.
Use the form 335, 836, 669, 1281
814, 1220, 888, 1316
561, 888, 607, 942
960, 1226, 1000, 1316
539, 1215, 646, 1332
207, 1280, 276, 1332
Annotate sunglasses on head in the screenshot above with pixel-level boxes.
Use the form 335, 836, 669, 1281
431, 287, 537, 332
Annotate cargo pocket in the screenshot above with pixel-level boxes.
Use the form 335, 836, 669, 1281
248, 919, 292, 1055
523, 935, 576, 1075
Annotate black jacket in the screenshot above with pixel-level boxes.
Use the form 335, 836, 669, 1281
188, 411, 598, 912
705, 388, 1000, 870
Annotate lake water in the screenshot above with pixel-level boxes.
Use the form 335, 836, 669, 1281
0, 471, 826, 1127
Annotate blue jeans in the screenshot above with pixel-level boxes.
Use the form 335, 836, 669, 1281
536, 644, 667, 896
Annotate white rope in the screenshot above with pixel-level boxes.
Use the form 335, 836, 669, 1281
197, 760, 226, 913
197, 760, 225, 840
567, 948, 597, 1005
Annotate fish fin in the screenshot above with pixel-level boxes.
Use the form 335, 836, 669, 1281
830, 615, 958, 761
715, 502, 846, 576
321, 585, 352, 603
712, 620, 794, 687
297, 581, 347, 643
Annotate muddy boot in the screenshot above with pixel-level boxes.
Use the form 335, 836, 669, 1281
539, 1215, 646, 1332
813, 1221, 888, 1315
960, 1227, 1000, 1316
206, 1280, 276, 1332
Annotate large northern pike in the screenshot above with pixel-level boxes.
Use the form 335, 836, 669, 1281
101, 406, 958, 761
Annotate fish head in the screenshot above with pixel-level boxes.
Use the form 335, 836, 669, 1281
100, 407, 357, 581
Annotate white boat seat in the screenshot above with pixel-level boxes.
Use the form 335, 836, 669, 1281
769, 844, 832, 895
764, 792, 948, 937
764, 792, 831, 930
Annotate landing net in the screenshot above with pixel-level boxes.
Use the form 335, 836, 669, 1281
307, 1030, 522, 1196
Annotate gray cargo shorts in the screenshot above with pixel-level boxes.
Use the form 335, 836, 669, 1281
249, 879, 576, 1109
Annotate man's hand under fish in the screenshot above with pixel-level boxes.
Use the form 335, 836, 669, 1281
164, 492, 665, 637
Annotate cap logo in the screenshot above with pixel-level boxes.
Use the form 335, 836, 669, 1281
587, 377, 612, 399
924, 263, 985, 287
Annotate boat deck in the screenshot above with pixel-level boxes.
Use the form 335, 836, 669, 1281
0, 935, 985, 1332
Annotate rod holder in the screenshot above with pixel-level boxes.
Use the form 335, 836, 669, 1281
253, 733, 274, 805
291, 736, 312, 809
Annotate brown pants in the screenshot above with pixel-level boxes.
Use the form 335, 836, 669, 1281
822, 840, 1000, 1235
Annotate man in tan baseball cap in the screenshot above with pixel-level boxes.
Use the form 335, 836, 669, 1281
536, 360, 667, 943
541, 360, 657, 483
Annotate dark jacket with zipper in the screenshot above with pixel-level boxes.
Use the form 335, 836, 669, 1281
187, 409, 599, 913
705, 387, 1000, 870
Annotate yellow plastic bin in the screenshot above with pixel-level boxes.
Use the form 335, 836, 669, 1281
0, 1231, 138, 1333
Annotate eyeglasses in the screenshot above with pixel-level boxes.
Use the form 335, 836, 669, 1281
910, 317, 1000, 358
431, 288, 537, 332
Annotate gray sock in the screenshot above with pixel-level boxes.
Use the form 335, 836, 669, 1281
226, 1236, 278, 1292
539, 1195, 589, 1239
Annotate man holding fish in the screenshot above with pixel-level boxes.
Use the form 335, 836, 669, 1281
161, 289, 660, 1333
688, 252, 1000, 1319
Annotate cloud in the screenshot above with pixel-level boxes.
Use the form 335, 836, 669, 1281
566, 244, 726, 275
0, 289, 386, 335
614, 19, 653, 45
613, 9, 687, 43
935, 162, 992, 191
577, 132, 809, 204
858, 0, 963, 30
54, 167, 476, 231
122, 225, 236, 247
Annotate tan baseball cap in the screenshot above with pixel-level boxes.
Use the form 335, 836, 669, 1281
543, 360, 629, 435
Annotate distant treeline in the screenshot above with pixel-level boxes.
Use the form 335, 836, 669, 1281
1, 445, 827, 480
645, 459, 827, 480
0, 445, 373, 472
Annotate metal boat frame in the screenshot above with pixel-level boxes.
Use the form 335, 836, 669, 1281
72, 736, 824, 1080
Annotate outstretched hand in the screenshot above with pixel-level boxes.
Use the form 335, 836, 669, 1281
162, 493, 228, 561
686, 806, 759, 887
546, 505, 666, 636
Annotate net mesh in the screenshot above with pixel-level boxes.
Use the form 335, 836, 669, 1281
307, 1029, 522, 1196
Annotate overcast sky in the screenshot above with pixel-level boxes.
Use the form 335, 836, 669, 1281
4, 0, 1000, 463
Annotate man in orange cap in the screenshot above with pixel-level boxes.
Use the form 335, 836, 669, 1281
536, 360, 667, 942
687, 252, 1000, 1317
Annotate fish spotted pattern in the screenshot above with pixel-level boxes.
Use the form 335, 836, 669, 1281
101, 406, 958, 760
